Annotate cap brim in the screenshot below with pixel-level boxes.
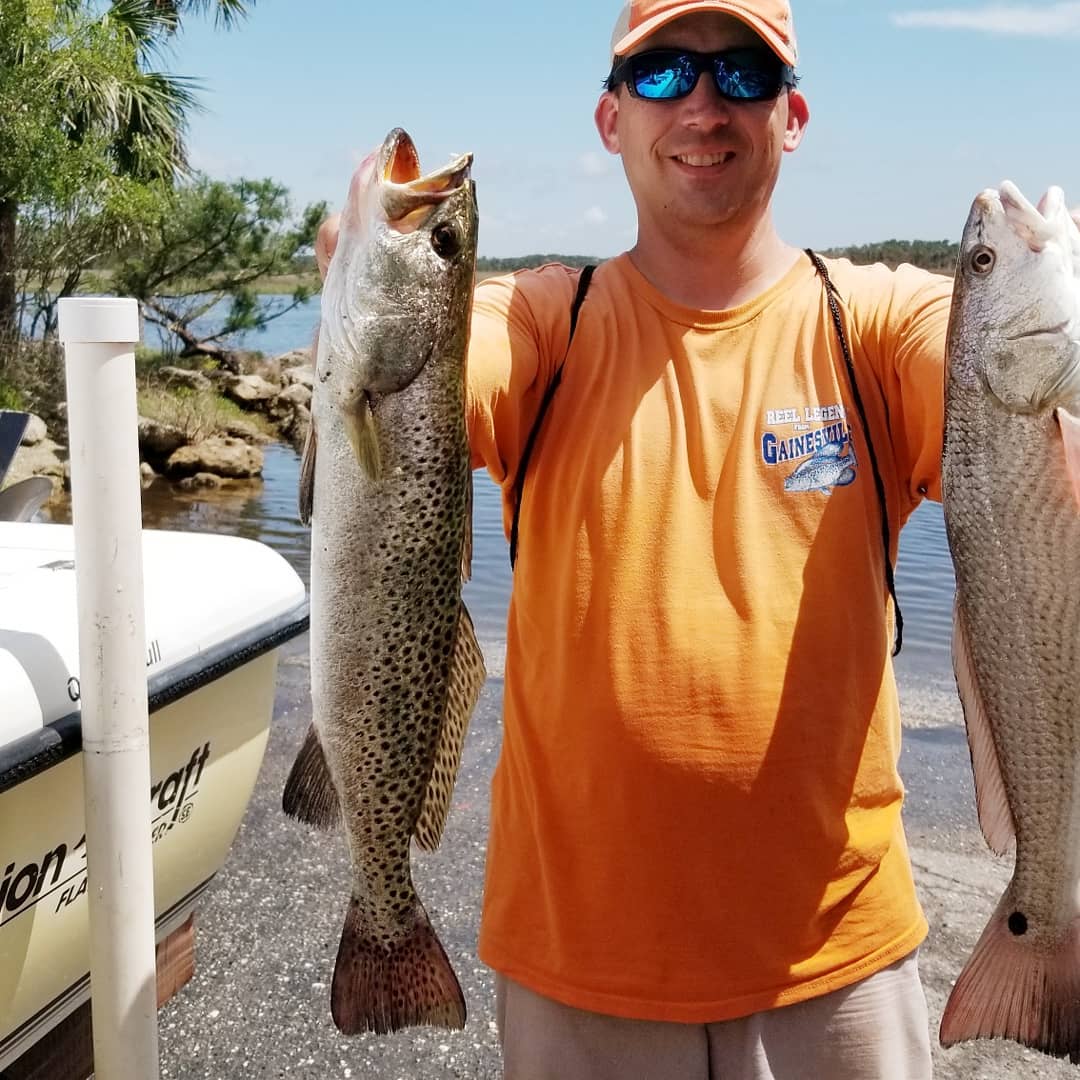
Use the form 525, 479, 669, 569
612, 2, 797, 67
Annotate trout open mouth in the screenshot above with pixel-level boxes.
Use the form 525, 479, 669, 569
379, 128, 473, 228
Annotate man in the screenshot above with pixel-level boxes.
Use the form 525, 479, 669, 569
318, 2, 954, 1076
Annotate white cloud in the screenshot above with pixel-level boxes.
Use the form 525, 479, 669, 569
580, 152, 611, 177
584, 206, 608, 226
891, 2, 1080, 35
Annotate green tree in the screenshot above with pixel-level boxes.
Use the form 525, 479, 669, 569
821, 239, 959, 272
17, 177, 167, 337
110, 175, 326, 367
0, 0, 255, 338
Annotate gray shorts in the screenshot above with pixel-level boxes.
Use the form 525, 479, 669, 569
495, 950, 932, 1079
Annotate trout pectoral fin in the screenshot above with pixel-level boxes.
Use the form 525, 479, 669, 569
412, 602, 486, 853
1056, 407, 1080, 511
282, 723, 342, 831
345, 396, 383, 481
299, 417, 317, 525
952, 599, 1015, 856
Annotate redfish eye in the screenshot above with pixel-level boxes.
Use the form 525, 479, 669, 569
970, 245, 996, 275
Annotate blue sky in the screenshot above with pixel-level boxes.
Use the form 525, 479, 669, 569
166, 1, 1075, 258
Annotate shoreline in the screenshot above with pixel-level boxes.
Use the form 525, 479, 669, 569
154, 644, 1068, 1079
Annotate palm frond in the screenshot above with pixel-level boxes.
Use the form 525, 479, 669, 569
146, 0, 254, 31
110, 69, 204, 179
101, 0, 180, 63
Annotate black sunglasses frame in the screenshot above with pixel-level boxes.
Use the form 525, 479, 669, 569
605, 47, 798, 103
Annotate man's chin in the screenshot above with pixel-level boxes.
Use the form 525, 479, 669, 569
668, 198, 746, 231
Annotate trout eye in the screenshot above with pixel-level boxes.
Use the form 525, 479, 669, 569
431, 224, 461, 260
970, 245, 996, 275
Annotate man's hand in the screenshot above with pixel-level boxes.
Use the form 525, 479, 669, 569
315, 213, 341, 281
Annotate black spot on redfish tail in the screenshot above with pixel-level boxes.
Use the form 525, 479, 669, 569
940, 892, 1080, 1063
282, 723, 342, 830
330, 900, 466, 1035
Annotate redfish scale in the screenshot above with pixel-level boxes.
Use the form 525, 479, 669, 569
945, 401, 1080, 929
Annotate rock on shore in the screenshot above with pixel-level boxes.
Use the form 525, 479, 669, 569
0, 410, 65, 497
165, 436, 263, 480
3, 347, 316, 500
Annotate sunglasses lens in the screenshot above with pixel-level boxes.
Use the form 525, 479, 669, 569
613, 49, 792, 102
632, 53, 696, 99
714, 51, 784, 101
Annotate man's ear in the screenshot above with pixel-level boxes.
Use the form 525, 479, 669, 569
783, 89, 810, 153
595, 91, 621, 155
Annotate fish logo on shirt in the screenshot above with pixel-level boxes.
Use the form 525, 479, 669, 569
783, 439, 858, 494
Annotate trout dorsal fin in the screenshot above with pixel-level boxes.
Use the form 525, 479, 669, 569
413, 603, 486, 852
461, 472, 474, 583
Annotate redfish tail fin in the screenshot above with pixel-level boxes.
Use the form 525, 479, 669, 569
940, 893, 1080, 1063
330, 898, 466, 1035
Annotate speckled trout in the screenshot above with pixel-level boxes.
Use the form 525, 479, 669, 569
282, 128, 484, 1035
941, 181, 1080, 1063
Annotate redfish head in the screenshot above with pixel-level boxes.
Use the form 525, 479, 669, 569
949, 181, 1080, 413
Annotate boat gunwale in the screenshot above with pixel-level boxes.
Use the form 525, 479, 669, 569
0, 599, 309, 795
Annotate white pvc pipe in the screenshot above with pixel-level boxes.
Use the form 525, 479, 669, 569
58, 298, 160, 1080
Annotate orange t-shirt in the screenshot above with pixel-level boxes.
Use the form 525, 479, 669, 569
465, 251, 952, 1022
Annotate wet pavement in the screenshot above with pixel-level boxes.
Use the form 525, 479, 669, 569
156, 640, 1076, 1079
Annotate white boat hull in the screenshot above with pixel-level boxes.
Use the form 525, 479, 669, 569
0, 522, 308, 1067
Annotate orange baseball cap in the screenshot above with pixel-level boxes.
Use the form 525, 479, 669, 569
611, 0, 798, 67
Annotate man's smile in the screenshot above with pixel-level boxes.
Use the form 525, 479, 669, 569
673, 151, 735, 166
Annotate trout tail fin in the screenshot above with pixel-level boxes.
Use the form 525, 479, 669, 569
940, 889, 1080, 1063
330, 897, 466, 1035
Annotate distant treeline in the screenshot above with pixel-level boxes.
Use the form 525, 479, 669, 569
474, 240, 958, 275
475, 254, 600, 272
291, 241, 960, 277
819, 239, 959, 272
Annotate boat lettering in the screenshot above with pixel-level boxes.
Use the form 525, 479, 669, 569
64, 638, 167, 702
0, 845, 66, 913
0, 741, 212, 926
55, 875, 88, 912
150, 743, 210, 832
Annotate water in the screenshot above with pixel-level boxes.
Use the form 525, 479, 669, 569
894, 501, 955, 690
56, 295, 959, 688
98, 441, 953, 686
140, 295, 323, 359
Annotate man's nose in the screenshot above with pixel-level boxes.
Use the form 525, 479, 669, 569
681, 72, 733, 127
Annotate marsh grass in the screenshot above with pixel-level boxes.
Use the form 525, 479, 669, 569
0, 336, 66, 435
137, 385, 276, 443
0, 381, 25, 411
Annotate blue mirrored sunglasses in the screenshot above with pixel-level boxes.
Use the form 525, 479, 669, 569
607, 47, 797, 103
